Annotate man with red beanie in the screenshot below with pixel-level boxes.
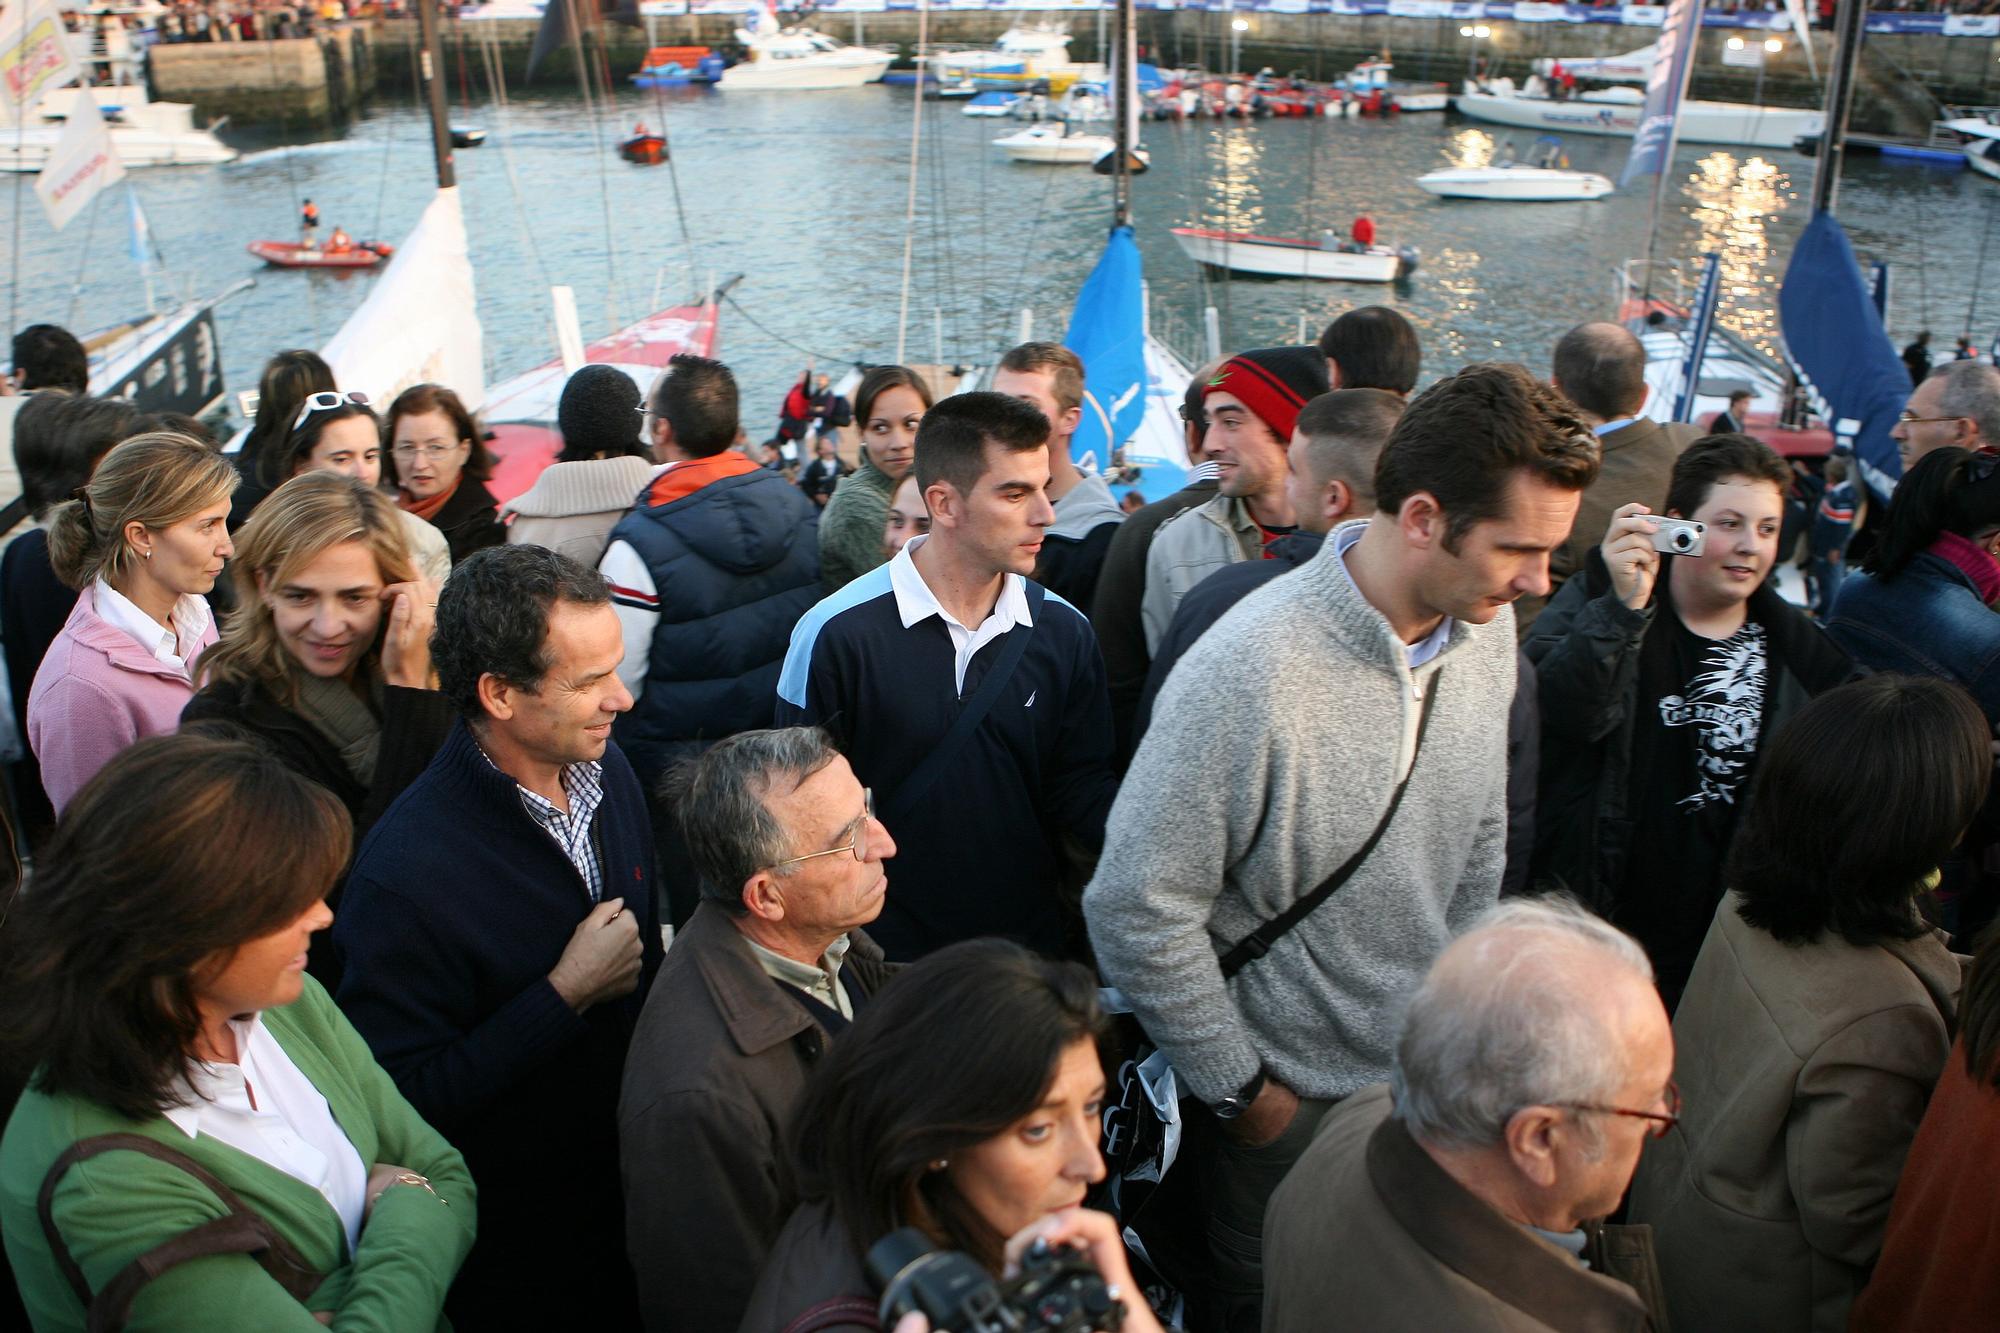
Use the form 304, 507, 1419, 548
1141, 346, 1328, 652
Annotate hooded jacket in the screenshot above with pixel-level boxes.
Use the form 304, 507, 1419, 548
603, 451, 821, 781
1034, 470, 1125, 609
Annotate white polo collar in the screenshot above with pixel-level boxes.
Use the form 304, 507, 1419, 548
886, 535, 1034, 634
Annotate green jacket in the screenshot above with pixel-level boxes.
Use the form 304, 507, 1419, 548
816, 455, 895, 593
1, 977, 477, 1331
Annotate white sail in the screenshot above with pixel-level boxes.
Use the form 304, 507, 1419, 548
322, 185, 485, 410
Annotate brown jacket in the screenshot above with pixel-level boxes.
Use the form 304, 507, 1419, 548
1516, 416, 1701, 635
736, 1200, 876, 1333
1265, 1084, 1667, 1332
618, 903, 893, 1333
1627, 893, 1962, 1333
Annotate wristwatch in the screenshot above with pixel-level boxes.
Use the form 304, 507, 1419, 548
372, 1171, 448, 1208
1209, 1068, 1268, 1120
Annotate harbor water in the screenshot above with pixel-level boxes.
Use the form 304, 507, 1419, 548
3, 84, 1995, 427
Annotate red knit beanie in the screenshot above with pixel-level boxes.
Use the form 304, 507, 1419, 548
1202, 345, 1330, 443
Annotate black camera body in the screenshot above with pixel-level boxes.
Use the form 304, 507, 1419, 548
866, 1227, 1127, 1333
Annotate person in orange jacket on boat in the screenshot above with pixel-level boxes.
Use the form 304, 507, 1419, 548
300, 198, 319, 246
327, 227, 353, 254
1351, 214, 1376, 249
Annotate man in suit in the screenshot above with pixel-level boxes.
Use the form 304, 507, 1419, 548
1516, 321, 1700, 634
1708, 389, 1751, 436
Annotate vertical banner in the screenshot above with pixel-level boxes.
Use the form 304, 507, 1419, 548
1619, 0, 1703, 189
1671, 253, 1721, 424
1063, 225, 1147, 475
0, 1, 83, 124
35, 93, 123, 230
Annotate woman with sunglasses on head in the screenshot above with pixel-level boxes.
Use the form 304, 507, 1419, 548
817, 366, 932, 593
1628, 674, 1986, 1333
383, 384, 504, 565
0, 734, 476, 1332
1825, 447, 2000, 723
280, 393, 451, 587
738, 938, 1167, 1333
29, 431, 237, 814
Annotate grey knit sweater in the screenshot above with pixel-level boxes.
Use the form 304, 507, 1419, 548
1083, 520, 1515, 1103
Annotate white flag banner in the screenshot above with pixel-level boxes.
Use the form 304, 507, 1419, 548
0, 1, 84, 124
35, 93, 123, 230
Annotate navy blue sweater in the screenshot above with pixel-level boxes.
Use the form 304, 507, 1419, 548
775, 562, 1118, 960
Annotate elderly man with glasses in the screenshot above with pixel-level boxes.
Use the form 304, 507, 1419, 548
1893, 359, 2000, 476
617, 725, 897, 1333
1265, 896, 1675, 1332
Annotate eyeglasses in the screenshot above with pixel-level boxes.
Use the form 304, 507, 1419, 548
768, 789, 876, 870
1556, 1080, 1681, 1140
292, 390, 369, 431
1898, 411, 1970, 427
392, 441, 466, 463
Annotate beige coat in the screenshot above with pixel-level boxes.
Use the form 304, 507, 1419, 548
500, 455, 656, 566
1627, 892, 1962, 1333
1139, 491, 1262, 654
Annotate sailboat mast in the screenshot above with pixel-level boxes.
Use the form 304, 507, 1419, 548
1112, 0, 1134, 227
416, 0, 458, 190
1810, 0, 1865, 217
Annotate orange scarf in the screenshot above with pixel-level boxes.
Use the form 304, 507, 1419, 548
400, 475, 460, 523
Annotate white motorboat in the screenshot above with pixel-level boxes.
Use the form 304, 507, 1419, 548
0, 86, 235, 173
716, 7, 892, 92
993, 123, 1113, 165
1417, 165, 1613, 201
1456, 78, 1823, 151
933, 23, 1100, 93
1170, 227, 1416, 284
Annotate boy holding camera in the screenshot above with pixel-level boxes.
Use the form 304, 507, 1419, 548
1525, 434, 1851, 1012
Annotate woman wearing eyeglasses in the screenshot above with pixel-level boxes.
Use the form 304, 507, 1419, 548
1825, 447, 2000, 725
29, 432, 238, 813
1628, 674, 1984, 1333
280, 393, 451, 587
383, 383, 504, 565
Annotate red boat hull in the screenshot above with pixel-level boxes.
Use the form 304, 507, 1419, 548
248, 240, 394, 270
620, 135, 667, 166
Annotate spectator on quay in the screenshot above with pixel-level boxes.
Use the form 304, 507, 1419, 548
0, 734, 476, 1330
799, 432, 850, 508
1902, 329, 1934, 386
808, 372, 851, 446
1517, 321, 1702, 632
1528, 434, 1850, 1011
777, 392, 1117, 961
1826, 447, 2000, 721
335, 545, 661, 1329
1087, 364, 1598, 1331
1316, 305, 1422, 396
1629, 675, 1980, 1333
1891, 359, 2000, 477
231, 348, 335, 527
1265, 898, 1674, 1332
818, 365, 930, 592
502, 363, 655, 565
882, 470, 929, 560
738, 939, 1168, 1333
991, 342, 1125, 609
383, 382, 504, 565
1804, 453, 1861, 618
1141, 346, 1328, 652
618, 727, 897, 1333
29, 432, 236, 813
276, 394, 451, 586
1709, 388, 1752, 436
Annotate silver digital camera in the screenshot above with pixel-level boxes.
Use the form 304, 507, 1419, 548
1651, 517, 1707, 557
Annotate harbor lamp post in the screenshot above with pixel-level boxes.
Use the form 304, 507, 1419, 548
1460, 24, 1491, 83
1231, 18, 1249, 77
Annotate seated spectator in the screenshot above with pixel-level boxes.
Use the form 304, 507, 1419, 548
619, 727, 897, 1332
881, 470, 928, 560
1826, 447, 2000, 721
1628, 674, 1983, 1333
1527, 433, 1851, 1010
1265, 897, 1673, 1331
29, 432, 237, 813
818, 365, 930, 592
503, 364, 656, 564
277, 393, 450, 586
738, 938, 1167, 1333
0, 733, 475, 1330
334, 544, 660, 1329
231, 348, 335, 527
383, 382, 504, 565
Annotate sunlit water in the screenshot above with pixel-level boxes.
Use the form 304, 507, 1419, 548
1, 84, 1993, 428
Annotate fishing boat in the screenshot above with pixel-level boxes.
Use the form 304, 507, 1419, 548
932, 22, 1097, 94
247, 239, 395, 270
716, 6, 892, 92
1170, 227, 1418, 284
0, 86, 235, 173
1456, 78, 1822, 151
993, 123, 1114, 166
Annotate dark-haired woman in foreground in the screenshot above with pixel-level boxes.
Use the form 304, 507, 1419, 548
1628, 674, 1982, 1333
0, 733, 475, 1330
739, 939, 1165, 1333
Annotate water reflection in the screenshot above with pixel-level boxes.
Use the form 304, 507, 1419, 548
1686, 151, 1790, 357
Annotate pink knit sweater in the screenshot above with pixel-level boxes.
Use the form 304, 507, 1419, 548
27, 584, 215, 814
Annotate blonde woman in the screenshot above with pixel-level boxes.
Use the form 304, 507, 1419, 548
184, 471, 451, 854
29, 431, 237, 812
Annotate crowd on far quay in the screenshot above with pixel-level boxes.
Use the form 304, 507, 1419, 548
0, 306, 1999, 1333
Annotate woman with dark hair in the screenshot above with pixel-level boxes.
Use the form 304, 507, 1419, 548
739, 939, 1166, 1333
383, 383, 504, 564
500, 364, 656, 563
817, 366, 931, 592
280, 395, 451, 586
1826, 446, 2000, 722
1629, 674, 1984, 1333
0, 733, 475, 1329
233, 349, 335, 527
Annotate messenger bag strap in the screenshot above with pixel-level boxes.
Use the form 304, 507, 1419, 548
1217, 672, 1442, 979
879, 581, 1045, 830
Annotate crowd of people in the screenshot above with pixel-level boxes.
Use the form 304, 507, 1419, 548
0, 305, 1998, 1333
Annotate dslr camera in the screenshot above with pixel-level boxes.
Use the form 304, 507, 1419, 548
1651, 517, 1706, 557
866, 1228, 1128, 1333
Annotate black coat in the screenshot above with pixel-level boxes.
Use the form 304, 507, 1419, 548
423, 477, 506, 565
1, 529, 75, 852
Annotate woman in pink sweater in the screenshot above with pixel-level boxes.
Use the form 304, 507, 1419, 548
29, 432, 238, 812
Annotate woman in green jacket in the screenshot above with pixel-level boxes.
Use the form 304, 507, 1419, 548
817, 365, 931, 592
0, 733, 476, 1332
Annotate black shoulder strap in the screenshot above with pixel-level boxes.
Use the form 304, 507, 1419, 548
0, 496, 29, 542
880, 582, 1045, 830
1217, 673, 1443, 979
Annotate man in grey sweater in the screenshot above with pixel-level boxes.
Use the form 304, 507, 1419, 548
1084, 363, 1599, 1333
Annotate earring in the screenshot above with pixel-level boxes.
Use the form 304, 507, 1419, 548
142, 549, 152, 560
929, 1159, 948, 1172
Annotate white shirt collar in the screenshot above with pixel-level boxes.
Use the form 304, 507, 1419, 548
1330, 523, 1454, 669
93, 577, 210, 667
1593, 416, 1642, 437
886, 535, 1034, 634
162, 1014, 266, 1139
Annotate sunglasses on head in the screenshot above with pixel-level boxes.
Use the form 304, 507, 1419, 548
292, 390, 370, 432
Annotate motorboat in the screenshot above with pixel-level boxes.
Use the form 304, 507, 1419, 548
1943, 116, 2000, 181
1455, 77, 1823, 151
619, 126, 667, 166
716, 7, 892, 92
1008, 82, 1111, 123
1341, 59, 1449, 114
993, 123, 1113, 165
248, 239, 394, 270
1418, 138, 1613, 201
0, 86, 235, 172
933, 23, 1099, 94
962, 91, 1020, 118
1170, 227, 1418, 284
450, 126, 487, 149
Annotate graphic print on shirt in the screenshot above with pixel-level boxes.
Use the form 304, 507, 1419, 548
1658, 622, 1766, 810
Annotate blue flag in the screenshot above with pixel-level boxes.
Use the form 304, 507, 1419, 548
1620, 0, 1704, 189
1063, 225, 1148, 474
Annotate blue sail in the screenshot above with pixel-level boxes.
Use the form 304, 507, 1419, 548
1064, 224, 1150, 478
1779, 210, 1911, 500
